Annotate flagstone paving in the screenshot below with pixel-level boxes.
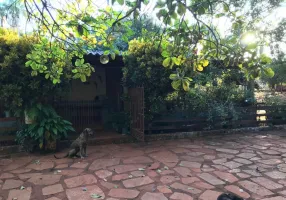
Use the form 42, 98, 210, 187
2, 131, 286, 199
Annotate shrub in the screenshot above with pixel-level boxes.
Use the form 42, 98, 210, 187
15, 104, 74, 152
122, 39, 173, 121
0, 28, 69, 116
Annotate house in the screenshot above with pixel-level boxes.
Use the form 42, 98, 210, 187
54, 51, 126, 133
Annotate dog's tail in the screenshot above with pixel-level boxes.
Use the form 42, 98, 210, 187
54, 153, 69, 159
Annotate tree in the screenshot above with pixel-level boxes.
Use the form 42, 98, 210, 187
20, 0, 283, 90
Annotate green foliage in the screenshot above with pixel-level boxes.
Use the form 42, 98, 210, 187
261, 60, 286, 88
105, 112, 130, 134
16, 104, 74, 152
0, 28, 69, 114
23, 2, 134, 84
264, 94, 285, 106
123, 39, 174, 121
165, 83, 246, 127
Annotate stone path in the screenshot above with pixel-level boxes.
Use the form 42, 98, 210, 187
1, 131, 286, 199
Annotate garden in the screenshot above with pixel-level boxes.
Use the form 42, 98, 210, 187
0, 0, 286, 152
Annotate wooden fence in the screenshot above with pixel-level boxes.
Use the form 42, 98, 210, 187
146, 105, 286, 134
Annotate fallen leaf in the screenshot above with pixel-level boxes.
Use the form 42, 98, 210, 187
91, 193, 103, 199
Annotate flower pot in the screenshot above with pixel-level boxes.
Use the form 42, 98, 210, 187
24, 110, 35, 124
4, 111, 10, 118
44, 132, 57, 151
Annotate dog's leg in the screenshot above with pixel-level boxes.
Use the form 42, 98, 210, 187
79, 145, 84, 159
84, 145, 88, 157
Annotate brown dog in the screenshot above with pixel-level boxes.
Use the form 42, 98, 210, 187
54, 128, 94, 159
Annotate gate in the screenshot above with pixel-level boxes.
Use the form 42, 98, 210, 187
129, 87, 145, 142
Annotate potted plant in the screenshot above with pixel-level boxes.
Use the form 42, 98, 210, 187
16, 104, 75, 152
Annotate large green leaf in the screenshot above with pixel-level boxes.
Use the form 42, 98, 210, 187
171, 80, 181, 90
172, 57, 180, 65
263, 67, 275, 78
163, 57, 171, 68
161, 50, 169, 58
80, 75, 87, 82
143, 0, 149, 5
75, 59, 82, 67
169, 74, 178, 80
117, 0, 124, 5
260, 54, 272, 64
223, 4, 229, 12
182, 79, 190, 91
38, 127, 44, 137
177, 3, 186, 15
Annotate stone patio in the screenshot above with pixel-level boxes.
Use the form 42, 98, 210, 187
1, 131, 286, 200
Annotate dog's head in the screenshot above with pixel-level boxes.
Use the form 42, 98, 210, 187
83, 128, 94, 137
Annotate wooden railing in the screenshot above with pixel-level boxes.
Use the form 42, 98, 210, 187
146, 105, 286, 134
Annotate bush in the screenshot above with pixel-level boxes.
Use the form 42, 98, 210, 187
0, 28, 69, 116
163, 83, 245, 128
122, 39, 173, 121
264, 94, 285, 106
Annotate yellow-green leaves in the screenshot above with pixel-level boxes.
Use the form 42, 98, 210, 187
169, 72, 192, 91
197, 64, 203, 71
263, 67, 275, 78
182, 79, 190, 91
75, 59, 84, 67
163, 57, 171, 68
260, 54, 272, 64
172, 80, 181, 90
202, 60, 209, 67
194, 59, 209, 72
162, 56, 185, 68
80, 75, 87, 82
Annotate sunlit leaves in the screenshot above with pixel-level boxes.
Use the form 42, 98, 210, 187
117, 0, 125, 5
263, 67, 274, 78
163, 57, 171, 68
171, 80, 181, 90
202, 60, 209, 67
177, 2, 186, 16
260, 54, 272, 64
169, 69, 192, 91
